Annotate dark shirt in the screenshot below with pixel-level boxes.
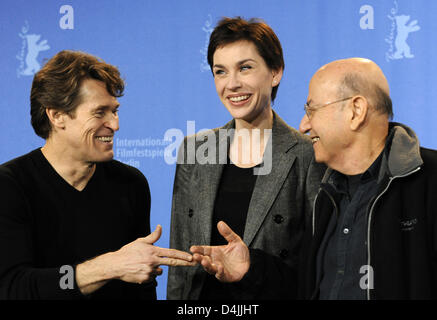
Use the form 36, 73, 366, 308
0, 149, 156, 299
317, 150, 384, 300
200, 161, 257, 300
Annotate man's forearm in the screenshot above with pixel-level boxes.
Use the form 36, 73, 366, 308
75, 251, 118, 295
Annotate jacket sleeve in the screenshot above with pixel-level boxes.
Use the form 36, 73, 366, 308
130, 169, 157, 300
0, 169, 84, 299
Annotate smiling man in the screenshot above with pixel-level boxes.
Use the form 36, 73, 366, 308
296, 58, 437, 299
0, 50, 195, 299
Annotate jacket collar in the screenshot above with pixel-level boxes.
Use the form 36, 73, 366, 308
385, 122, 423, 177
197, 110, 302, 246
243, 111, 300, 245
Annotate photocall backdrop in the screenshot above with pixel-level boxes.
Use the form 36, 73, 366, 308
1, 0, 435, 299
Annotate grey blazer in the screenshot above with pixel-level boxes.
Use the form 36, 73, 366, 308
167, 112, 324, 299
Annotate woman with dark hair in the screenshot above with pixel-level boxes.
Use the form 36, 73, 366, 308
167, 17, 324, 300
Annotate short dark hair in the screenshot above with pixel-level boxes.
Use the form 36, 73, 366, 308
340, 73, 393, 119
30, 50, 124, 139
207, 17, 284, 102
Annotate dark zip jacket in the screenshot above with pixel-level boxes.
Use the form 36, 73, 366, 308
234, 123, 437, 300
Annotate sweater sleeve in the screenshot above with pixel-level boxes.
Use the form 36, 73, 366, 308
0, 169, 84, 299
130, 167, 152, 237
129, 167, 157, 300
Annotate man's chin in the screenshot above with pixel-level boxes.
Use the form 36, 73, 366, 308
92, 152, 114, 163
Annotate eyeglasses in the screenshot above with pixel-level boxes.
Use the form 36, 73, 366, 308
304, 96, 354, 119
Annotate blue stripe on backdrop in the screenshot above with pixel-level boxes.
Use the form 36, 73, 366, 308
1, 0, 435, 299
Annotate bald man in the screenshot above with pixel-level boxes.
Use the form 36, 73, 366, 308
189, 58, 437, 300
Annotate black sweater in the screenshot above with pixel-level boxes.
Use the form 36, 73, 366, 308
0, 149, 156, 299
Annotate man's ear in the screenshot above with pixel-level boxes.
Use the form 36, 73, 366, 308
349, 96, 369, 131
45, 108, 67, 130
272, 68, 283, 87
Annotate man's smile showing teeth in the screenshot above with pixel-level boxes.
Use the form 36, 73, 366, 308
96, 136, 113, 142
312, 136, 320, 144
228, 94, 251, 102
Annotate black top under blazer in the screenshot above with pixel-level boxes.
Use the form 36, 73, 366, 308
167, 111, 325, 300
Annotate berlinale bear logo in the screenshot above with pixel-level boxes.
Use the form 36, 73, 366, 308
385, 1, 421, 62
17, 6, 74, 78
393, 15, 420, 59
17, 21, 50, 77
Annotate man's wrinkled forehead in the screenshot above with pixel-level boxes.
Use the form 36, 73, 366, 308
309, 67, 342, 98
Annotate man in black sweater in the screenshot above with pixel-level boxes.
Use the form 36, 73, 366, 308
0, 50, 195, 299
189, 58, 437, 300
